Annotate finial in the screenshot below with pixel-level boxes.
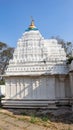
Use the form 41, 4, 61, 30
25, 17, 38, 31
29, 16, 36, 29
31, 16, 33, 21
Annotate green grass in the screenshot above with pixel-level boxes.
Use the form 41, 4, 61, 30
30, 114, 49, 125
68, 128, 72, 130
62, 128, 72, 130
30, 115, 36, 123
20, 112, 27, 116
41, 116, 48, 122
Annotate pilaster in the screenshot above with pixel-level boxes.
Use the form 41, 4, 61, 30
59, 75, 65, 98
69, 72, 73, 98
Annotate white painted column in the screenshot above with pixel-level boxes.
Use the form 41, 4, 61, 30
39, 77, 45, 99
47, 76, 55, 99
69, 73, 73, 97
59, 75, 65, 98
27, 78, 32, 99
36, 78, 40, 99
20, 78, 24, 98
10, 78, 16, 99
71, 72, 73, 111
16, 79, 21, 99
32, 80, 36, 99
5, 78, 11, 99
55, 77, 60, 99
24, 79, 29, 99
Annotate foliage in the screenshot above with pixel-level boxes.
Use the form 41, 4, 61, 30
51, 36, 65, 46
0, 78, 5, 85
66, 56, 73, 64
30, 115, 36, 123
41, 116, 48, 122
0, 42, 7, 49
0, 41, 14, 84
51, 36, 73, 57
0, 41, 14, 75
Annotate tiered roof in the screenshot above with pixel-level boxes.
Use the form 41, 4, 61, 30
5, 20, 68, 76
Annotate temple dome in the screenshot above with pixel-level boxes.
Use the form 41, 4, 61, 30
5, 20, 68, 76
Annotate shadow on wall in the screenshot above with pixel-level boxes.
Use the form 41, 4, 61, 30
4, 62, 71, 100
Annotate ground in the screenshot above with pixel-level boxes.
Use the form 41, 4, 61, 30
0, 107, 73, 130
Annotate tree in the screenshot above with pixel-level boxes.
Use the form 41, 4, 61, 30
51, 36, 73, 57
0, 42, 14, 83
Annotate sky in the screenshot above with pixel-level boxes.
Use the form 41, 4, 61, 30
0, 0, 73, 47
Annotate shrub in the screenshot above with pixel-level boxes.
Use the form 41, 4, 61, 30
66, 56, 73, 64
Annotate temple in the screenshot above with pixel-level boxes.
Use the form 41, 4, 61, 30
2, 20, 73, 108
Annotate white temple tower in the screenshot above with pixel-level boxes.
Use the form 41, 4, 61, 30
3, 20, 72, 108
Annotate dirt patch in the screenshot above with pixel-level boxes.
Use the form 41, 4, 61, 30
0, 107, 73, 130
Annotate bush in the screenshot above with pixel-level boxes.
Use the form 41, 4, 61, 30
66, 56, 73, 64
0, 79, 5, 85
